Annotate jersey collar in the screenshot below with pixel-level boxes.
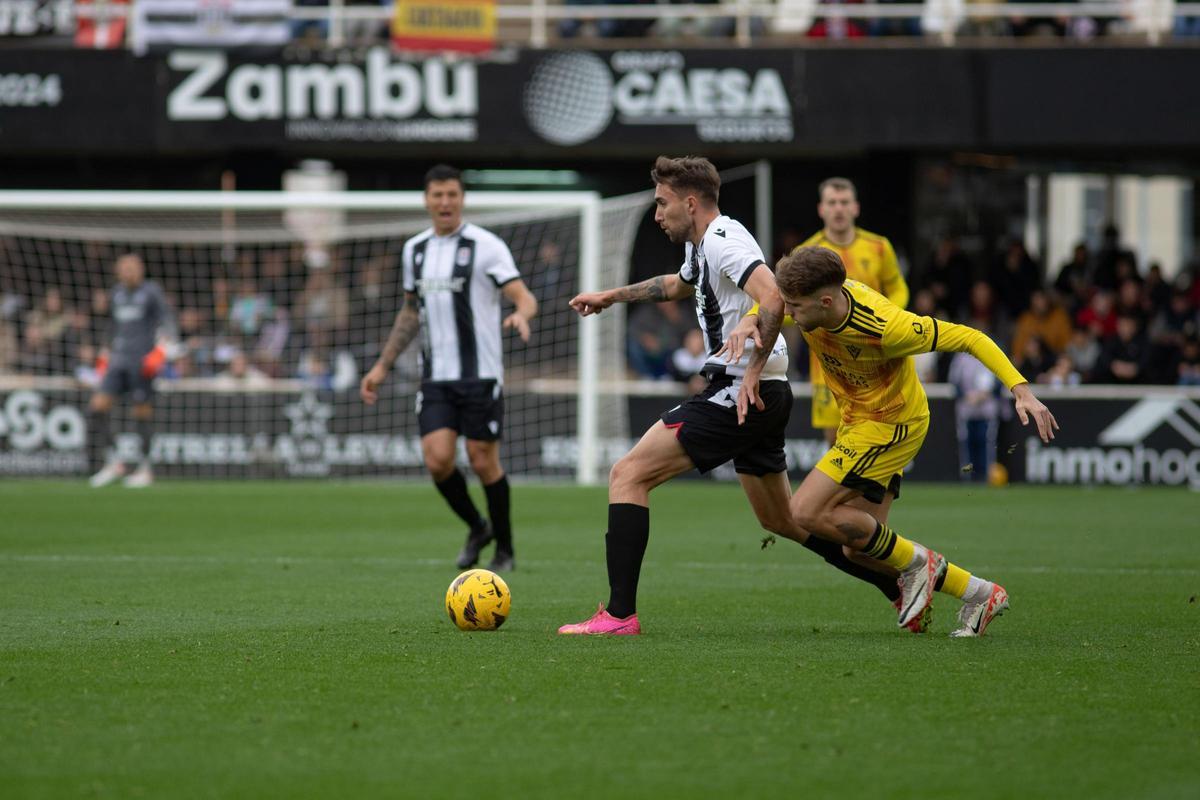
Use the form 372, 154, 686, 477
828, 286, 856, 334
434, 221, 466, 239
822, 228, 858, 249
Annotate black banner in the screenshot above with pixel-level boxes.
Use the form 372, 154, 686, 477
0, 384, 961, 482
2, 47, 1197, 156
1005, 391, 1200, 489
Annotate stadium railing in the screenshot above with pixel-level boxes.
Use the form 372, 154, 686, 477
57, 0, 1198, 49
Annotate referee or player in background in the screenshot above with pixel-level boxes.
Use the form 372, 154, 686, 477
360, 165, 538, 573
89, 253, 172, 488
799, 178, 909, 444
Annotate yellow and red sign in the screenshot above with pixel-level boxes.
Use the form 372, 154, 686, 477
392, 0, 496, 54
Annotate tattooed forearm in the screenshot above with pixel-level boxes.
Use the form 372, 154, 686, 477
612, 276, 670, 304
378, 295, 420, 367
748, 305, 783, 370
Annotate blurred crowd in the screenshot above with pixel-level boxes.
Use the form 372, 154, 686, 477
556, 0, 1200, 40
0, 242, 399, 391
0, 235, 578, 390
626, 224, 1200, 389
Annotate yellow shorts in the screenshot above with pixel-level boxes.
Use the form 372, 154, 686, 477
815, 416, 929, 504
810, 382, 841, 429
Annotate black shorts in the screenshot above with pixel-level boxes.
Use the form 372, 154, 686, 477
99, 362, 155, 405
417, 380, 504, 441
660, 376, 792, 476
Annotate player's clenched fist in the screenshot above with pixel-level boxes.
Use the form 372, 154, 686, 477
360, 364, 389, 406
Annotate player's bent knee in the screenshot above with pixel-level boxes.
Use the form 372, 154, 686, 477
608, 455, 645, 494
425, 455, 456, 481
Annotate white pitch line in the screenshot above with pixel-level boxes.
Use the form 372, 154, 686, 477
0, 553, 1196, 576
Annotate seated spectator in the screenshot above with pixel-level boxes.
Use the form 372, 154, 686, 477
1014, 335, 1056, 380
670, 329, 708, 394
559, 0, 655, 38
870, 0, 921, 36
1178, 338, 1200, 386
807, 0, 868, 38
1011, 289, 1072, 361
176, 307, 216, 376
627, 301, 690, 380
297, 350, 334, 390
988, 238, 1040, 317
920, 235, 972, 319
1064, 328, 1101, 381
1143, 263, 1171, 315
1038, 355, 1082, 388
1095, 314, 1150, 384
1009, 0, 1067, 37
215, 351, 272, 389
74, 343, 102, 388
255, 307, 292, 378
1054, 242, 1091, 315
229, 279, 274, 341
24, 287, 74, 374
1115, 278, 1148, 325
966, 280, 1011, 348
1093, 224, 1135, 291
260, 249, 300, 310
298, 268, 351, 353
1149, 290, 1199, 349
1075, 290, 1118, 339
292, 0, 329, 45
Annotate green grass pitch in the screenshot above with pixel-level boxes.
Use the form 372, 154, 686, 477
1, 480, 1197, 799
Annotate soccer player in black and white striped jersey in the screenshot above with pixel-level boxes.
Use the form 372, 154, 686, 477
360, 165, 538, 573
559, 156, 904, 635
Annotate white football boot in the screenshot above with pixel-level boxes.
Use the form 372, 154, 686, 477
123, 465, 154, 489
951, 583, 1009, 638
89, 461, 127, 488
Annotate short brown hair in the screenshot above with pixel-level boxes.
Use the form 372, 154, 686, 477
651, 156, 720, 204
818, 177, 857, 200
776, 246, 846, 297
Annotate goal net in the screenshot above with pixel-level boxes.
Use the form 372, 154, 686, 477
0, 164, 770, 483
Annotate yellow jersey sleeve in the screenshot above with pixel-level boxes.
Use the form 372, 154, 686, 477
881, 310, 1027, 390
878, 238, 909, 309
746, 303, 794, 326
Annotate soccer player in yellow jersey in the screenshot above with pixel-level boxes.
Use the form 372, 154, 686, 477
730, 247, 1058, 636
802, 178, 909, 444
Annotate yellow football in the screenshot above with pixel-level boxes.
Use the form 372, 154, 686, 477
445, 569, 511, 631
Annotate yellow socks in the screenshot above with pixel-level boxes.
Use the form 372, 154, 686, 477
939, 563, 971, 599
862, 522, 917, 570
863, 522, 974, 596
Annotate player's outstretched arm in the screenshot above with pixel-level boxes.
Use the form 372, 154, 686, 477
886, 312, 1060, 443
501, 279, 538, 342
568, 274, 693, 317
361, 292, 420, 406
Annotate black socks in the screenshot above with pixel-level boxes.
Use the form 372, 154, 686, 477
483, 476, 512, 554
434, 469, 485, 531
88, 409, 113, 471
605, 503, 650, 619
802, 534, 900, 602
